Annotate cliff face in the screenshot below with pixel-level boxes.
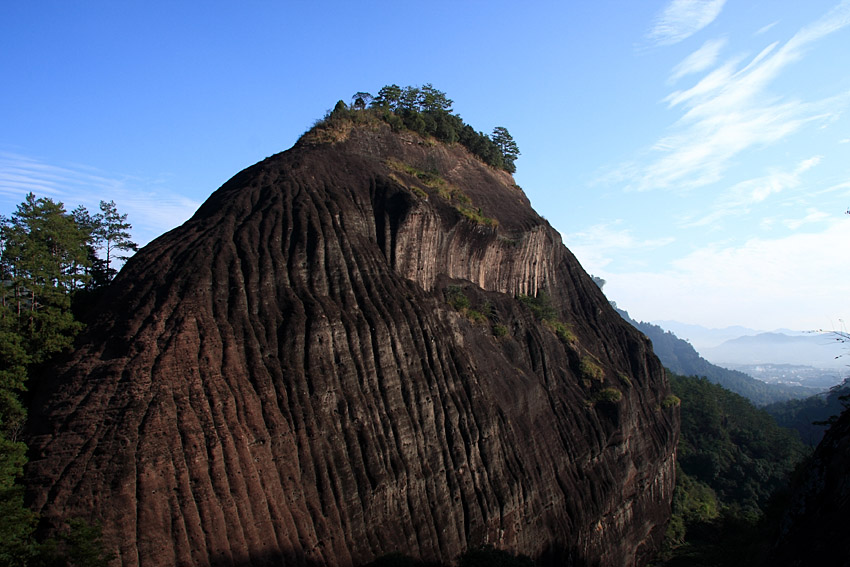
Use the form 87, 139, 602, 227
26, 122, 678, 567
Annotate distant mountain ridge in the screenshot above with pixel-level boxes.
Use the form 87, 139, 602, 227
618, 310, 819, 406
701, 332, 846, 369
651, 320, 764, 350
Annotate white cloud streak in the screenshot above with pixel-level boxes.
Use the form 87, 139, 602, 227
0, 151, 200, 246
648, 0, 727, 46
755, 21, 779, 36
783, 208, 832, 229
681, 156, 822, 227
630, 1, 850, 193
669, 37, 727, 83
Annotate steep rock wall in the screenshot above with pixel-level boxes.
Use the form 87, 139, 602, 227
26, 123, 678, 567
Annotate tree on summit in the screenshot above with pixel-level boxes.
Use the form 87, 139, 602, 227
419, 83, 453, 113
351, 92, 372, 110
372, 84, 402, 111
320, 84, 521, 173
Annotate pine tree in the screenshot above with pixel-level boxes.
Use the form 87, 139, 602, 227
0, 193, 133, 565
0, 194, 89, 364
0, 194, 90, 565
93, 200, 138, 283
0, 301, 36, 565
491, 127, 520, 173
420, 83, 453, 113
371, 84, 402, 111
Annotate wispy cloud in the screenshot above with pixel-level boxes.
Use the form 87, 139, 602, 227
755, 21, 779, 36
564, 221, 675, 271
648, 0, 727, 46
0, 151, 200, 246
782, 207, 832, 229
0, 151, 125, 201
681, 156, 822, 227
669, 37, 727, 83
626, 2, 850, 192
814, 180, 850, 196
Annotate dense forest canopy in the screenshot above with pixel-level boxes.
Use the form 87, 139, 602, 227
765, 377, 850, 445
0, 193, 134, 565
314, 84, 521, 173
659, 373, 810, 566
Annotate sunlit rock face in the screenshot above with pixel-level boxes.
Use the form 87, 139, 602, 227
26, 123, 679, 567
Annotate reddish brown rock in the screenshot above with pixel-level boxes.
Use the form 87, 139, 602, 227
26, 122, 678, 567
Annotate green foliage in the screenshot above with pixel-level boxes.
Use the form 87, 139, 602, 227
662, 394, 681, 409
446, 286, 471, 311
351, 92, 373, 110
657, 373, 810, 566
385, 161, 498, 226
465, 309, 487, 323
580, 357, 604, 382
0, 433, 37, 567
361, 84, 520, 172
765, 377, 850, 445
0, 193, 133, 566
674, 470, 720, 525
491, 127, 520, 173
92, 200, 138, 284
1, 194, 88, 364
590, 387, 622, 405
545, 320, 575, 343
373, 84, 403, 110
61, 519, 116, 567
329, 99, 352, 121
670, 373, 807, 512
518, 291, 579, 347
518, 292, 557, 322
455, 205, 499, 227
444, 286, 488, 324
492, 323, 508, 337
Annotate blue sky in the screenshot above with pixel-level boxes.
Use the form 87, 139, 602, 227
2, 0, 849, 332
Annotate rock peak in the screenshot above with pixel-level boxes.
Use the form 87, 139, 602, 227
27, 122, 678, 567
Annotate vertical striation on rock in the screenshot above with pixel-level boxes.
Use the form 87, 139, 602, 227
26, 122, 678, 567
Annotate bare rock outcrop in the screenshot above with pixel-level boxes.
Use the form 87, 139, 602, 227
26, 122, 678, 567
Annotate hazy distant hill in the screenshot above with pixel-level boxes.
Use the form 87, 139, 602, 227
651, 320, 762, 350
701, 332, 846, 369
618, 310, 819, 406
